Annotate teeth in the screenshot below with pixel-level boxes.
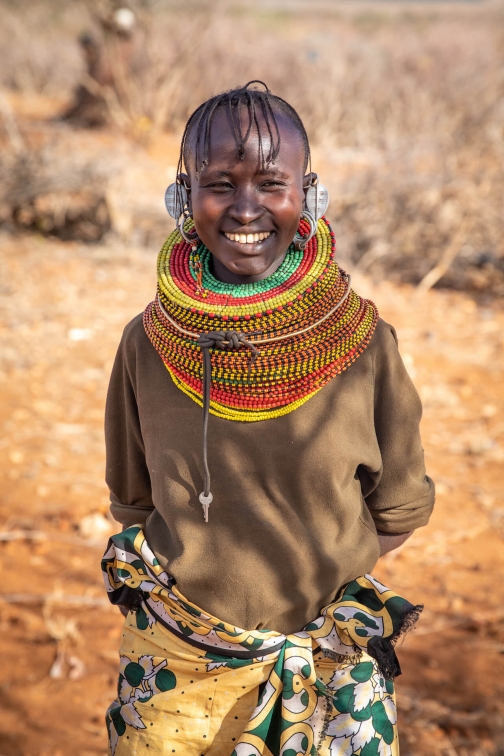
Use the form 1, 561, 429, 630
224, 231, 271, 244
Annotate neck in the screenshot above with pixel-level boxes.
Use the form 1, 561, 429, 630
210, 251, 288, 285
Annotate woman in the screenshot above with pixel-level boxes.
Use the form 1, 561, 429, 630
102, 81, 434, 755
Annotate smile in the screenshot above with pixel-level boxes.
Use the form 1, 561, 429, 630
224, 232, 272, 244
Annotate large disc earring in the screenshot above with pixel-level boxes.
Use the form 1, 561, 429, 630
165, 182, 188, 219
293, 210, 317, 251
165, 181, 199, 249
305, 181, 330, 220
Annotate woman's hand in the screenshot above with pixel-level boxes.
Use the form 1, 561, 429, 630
377, 530, 413, 557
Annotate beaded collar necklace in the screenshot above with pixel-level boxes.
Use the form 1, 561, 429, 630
144, 217, 379, 520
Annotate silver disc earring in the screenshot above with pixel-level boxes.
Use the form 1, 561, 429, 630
305, 179, 330, 220
292, 176, 330, 251
165, 182, 188, 219
165, 182, 199, 249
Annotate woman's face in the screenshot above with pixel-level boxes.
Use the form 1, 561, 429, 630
181, 109, 311, 284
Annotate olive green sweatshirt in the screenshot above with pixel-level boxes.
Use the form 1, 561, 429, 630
105, 314, 434, 634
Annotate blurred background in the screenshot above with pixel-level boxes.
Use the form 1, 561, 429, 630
0, 0, 503, 754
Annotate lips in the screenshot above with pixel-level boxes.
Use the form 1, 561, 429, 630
224, 231, 272, 244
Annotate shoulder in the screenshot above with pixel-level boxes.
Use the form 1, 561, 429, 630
364, 317, 421, 404
115, 311, 155, 368
365, 317, 399, 364
364, 316, 409, 388
369, 317, 398, 349
122, 312, 146, 343
120, 312, 150, 351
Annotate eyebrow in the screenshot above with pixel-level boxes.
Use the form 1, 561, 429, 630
256, 168, 290, 178
201, 168, 290, 180
201, 170, 233, 179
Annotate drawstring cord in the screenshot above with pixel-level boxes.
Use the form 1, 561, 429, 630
156, 274, 351, 523
195, 331, 258, 522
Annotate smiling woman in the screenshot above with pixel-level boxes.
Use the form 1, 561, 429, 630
177, 81, 312, 283
102, 81, 435, 755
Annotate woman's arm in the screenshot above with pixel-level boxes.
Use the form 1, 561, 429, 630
377, 529, 413, 557
364, 322, 435, 535
106, 320, 156, 617
106, 318, 156, 529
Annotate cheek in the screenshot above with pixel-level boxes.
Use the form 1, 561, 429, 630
277, 187, 304, 215
192, 196, 218, 221
276, 196, 303, 231
191, 198, 224, 239
262, 195, 301, 231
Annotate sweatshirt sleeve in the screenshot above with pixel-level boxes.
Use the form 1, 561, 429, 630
105, 318, 155, 527
364, 321, 435, 533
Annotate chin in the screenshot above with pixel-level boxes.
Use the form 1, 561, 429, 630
231, 258, 268, 275
232, 260, 277, 280
209, 247, 288, 284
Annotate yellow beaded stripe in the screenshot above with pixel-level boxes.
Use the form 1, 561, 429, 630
149, 292, 374, 390
166, 364, 319, 421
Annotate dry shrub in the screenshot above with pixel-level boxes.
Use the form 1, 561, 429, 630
10, 187, 111, 242
0, 116, 116, 241
0, 0, 503, 293
0, 0, 85, 96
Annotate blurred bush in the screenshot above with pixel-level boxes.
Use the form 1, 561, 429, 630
0, 0, 503, 294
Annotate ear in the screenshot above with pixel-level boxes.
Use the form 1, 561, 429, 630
303, 172, 317, 189
302, 172, 318, 206
178, 173, 192, 197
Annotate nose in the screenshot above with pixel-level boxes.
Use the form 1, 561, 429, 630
227, 186, 264, 227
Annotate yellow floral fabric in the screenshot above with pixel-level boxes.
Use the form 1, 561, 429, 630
102, 527, 420, 756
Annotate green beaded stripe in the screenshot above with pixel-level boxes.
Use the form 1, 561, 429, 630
195, 244, 304, 296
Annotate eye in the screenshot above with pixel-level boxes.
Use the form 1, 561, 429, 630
261, 180, 286, 190
204, 181, 233, 191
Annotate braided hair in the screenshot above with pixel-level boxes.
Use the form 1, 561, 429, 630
178, 81, 311, 180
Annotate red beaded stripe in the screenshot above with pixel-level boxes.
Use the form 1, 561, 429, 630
168, 228, 324, 308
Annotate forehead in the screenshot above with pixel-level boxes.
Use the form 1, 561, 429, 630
185, 106, 306, 176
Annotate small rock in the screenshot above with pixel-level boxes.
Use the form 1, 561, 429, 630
68, 655, 86, 680
68, 328, 92, 341
79, 512, 113, 540
481, 404, 497, 419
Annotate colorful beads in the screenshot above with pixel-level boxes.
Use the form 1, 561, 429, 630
144, 217, 379, 422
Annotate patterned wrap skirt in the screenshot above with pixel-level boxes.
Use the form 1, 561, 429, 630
102, 526, 421, 756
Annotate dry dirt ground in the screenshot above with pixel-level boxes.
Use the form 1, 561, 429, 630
1, 134, 504, 756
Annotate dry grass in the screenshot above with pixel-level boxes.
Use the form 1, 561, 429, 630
0, 0, 503, 289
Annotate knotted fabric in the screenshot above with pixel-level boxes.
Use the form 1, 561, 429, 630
102, 526, 422, 756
